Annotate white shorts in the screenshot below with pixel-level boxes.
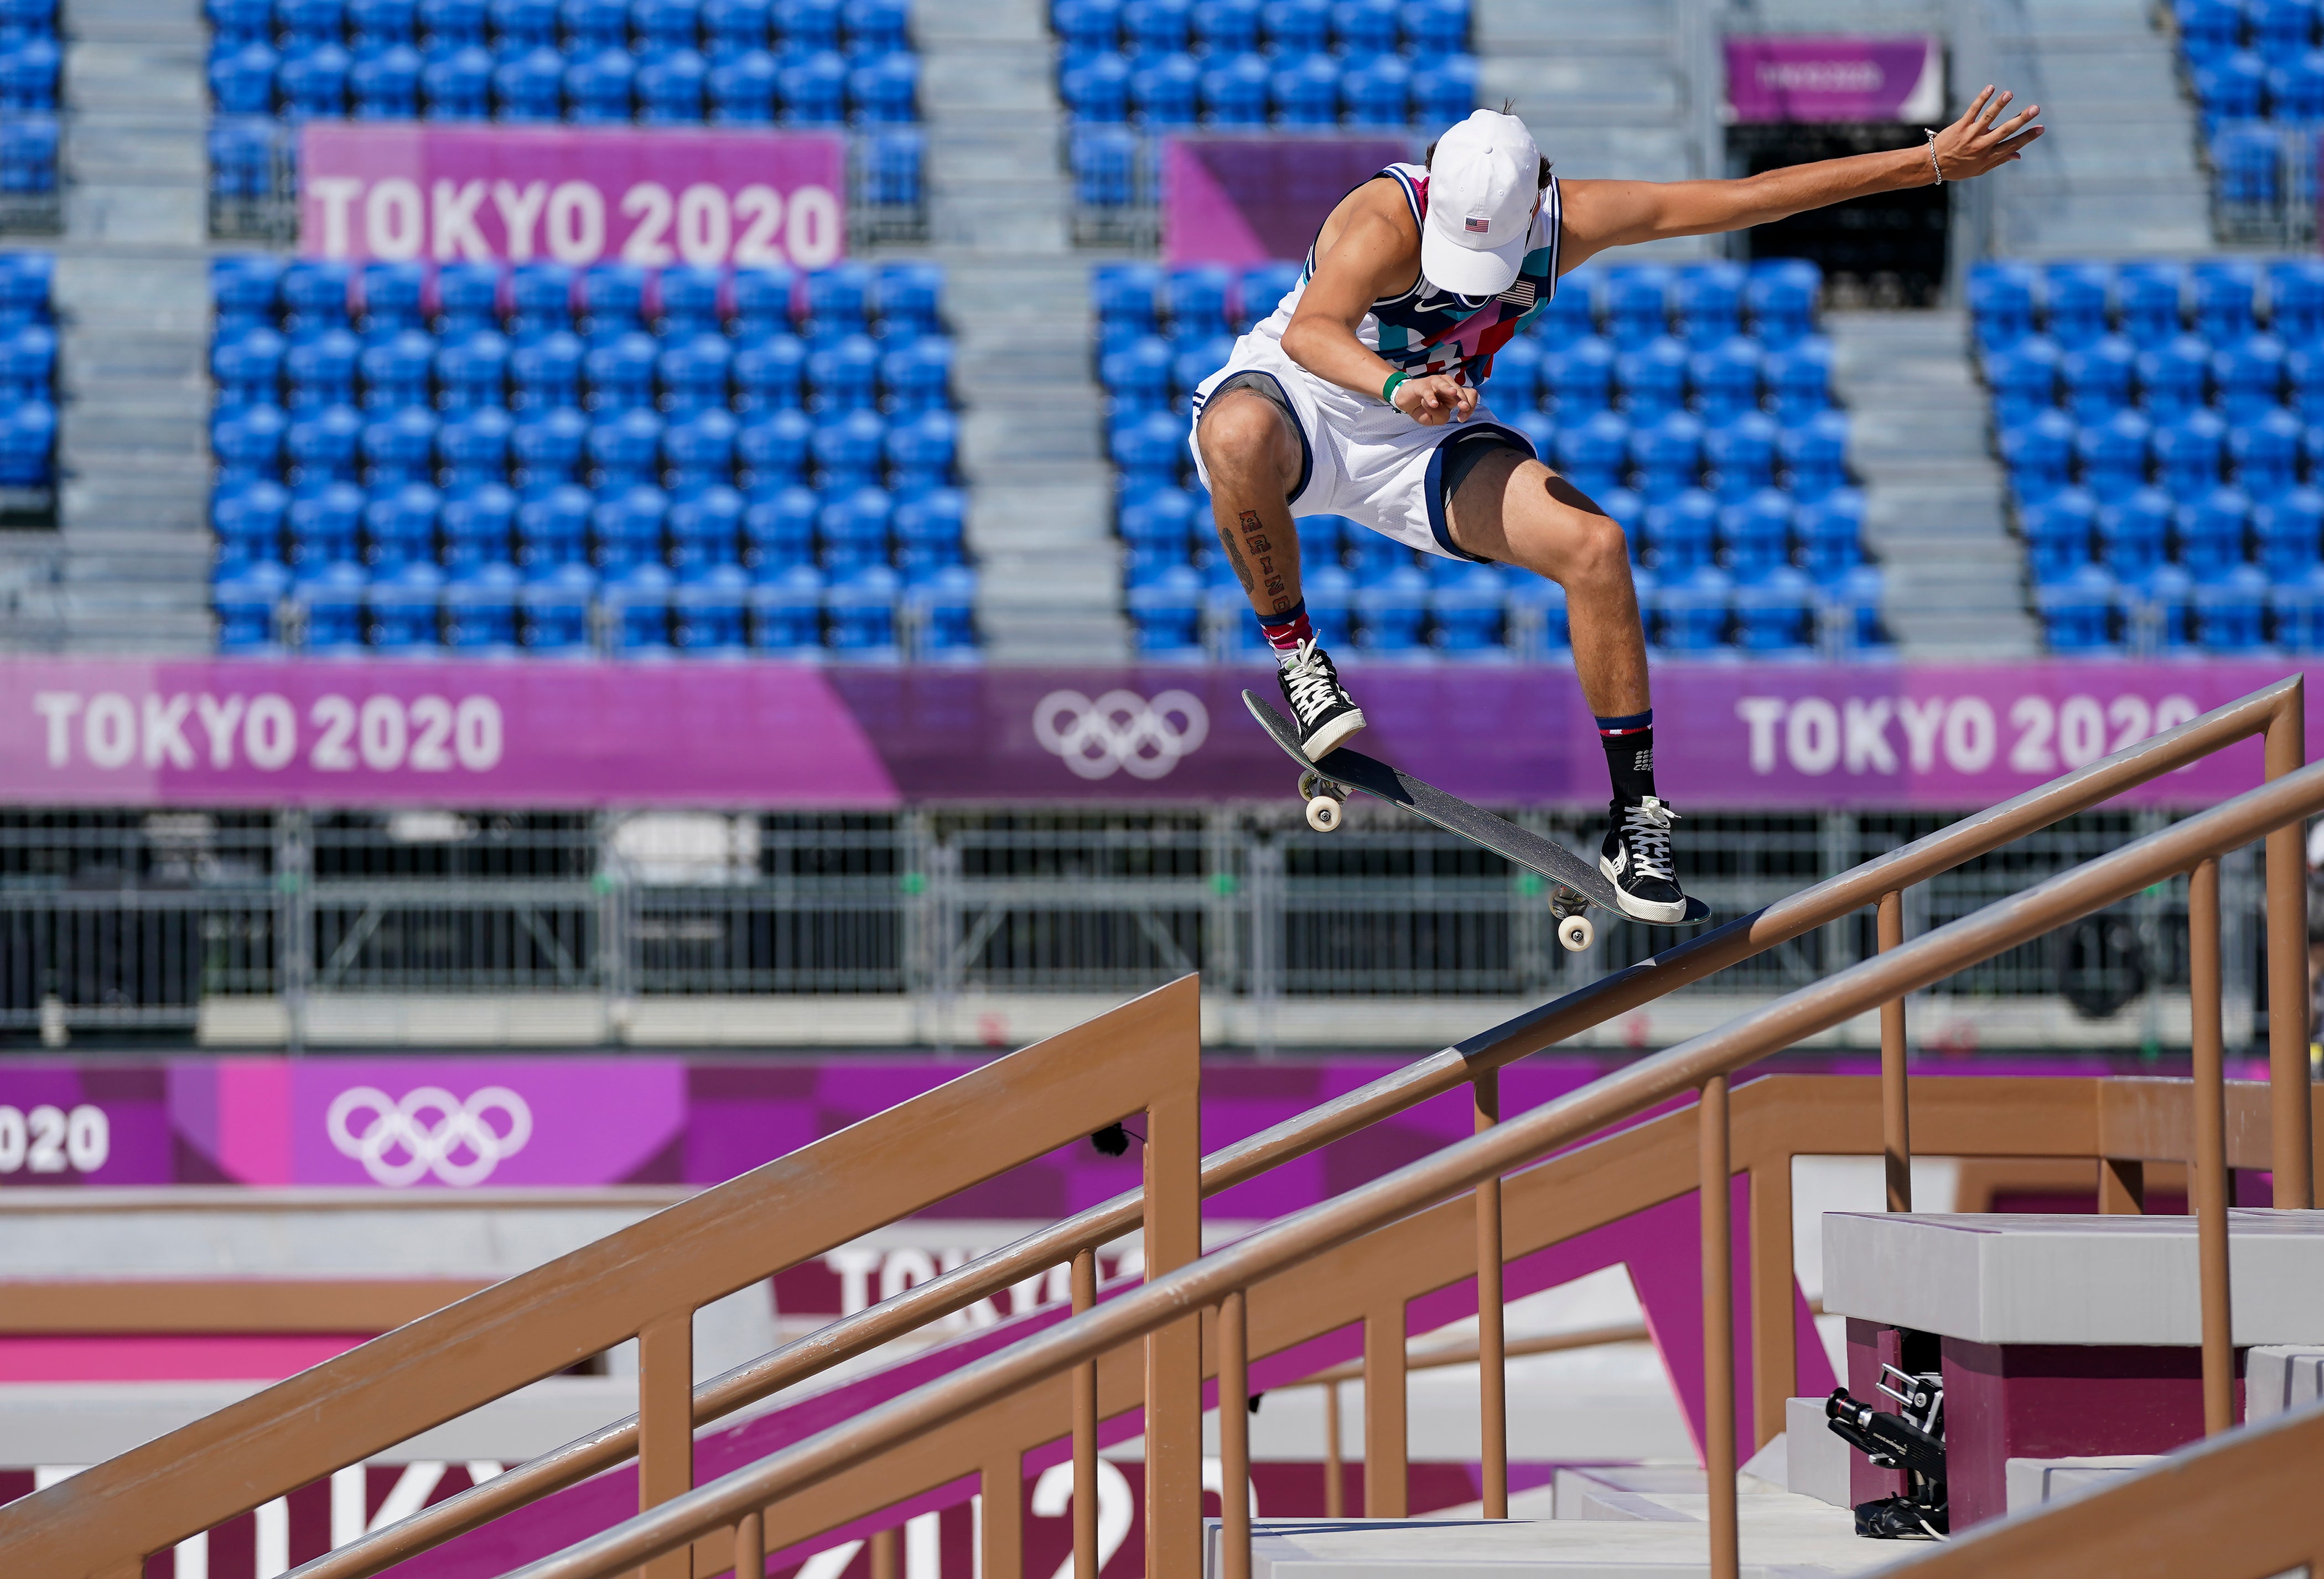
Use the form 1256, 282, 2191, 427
1186, 331, 1537, 563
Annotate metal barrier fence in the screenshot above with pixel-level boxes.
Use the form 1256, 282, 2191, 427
0, 803, 2239, 1045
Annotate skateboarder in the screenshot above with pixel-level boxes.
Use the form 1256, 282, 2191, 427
1191, 94, 2042, 921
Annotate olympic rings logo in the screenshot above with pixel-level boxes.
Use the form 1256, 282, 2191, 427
1031, 690, 1210, 780
325, 1086, 534, 1188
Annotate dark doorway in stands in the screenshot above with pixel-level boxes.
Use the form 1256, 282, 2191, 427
1728, 122, 1951, 308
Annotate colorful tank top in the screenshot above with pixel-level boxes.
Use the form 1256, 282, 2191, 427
1248, 162, 1562, 388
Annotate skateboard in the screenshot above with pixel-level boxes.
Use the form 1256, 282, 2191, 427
1244, 692, 1711, 952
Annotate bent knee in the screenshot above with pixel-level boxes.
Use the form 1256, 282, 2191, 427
1570, 506, 1632, 578
1196, 391, 1297, 479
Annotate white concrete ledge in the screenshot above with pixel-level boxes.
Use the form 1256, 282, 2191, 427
1824, 1211, 2324, 1347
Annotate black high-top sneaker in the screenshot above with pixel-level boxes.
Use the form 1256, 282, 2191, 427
1277, 637, 1367, 758
1600, 795, 1688, 923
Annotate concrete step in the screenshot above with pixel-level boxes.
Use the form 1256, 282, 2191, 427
64, 44, 209, 113
921, 48, 1056, 116
61, 187, 207, 249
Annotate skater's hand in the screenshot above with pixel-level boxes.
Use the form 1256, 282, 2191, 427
1929, 86, 2043, 181
1392, 374, 1477, 426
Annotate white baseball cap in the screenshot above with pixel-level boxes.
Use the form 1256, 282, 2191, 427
1420, 109, 1543, 298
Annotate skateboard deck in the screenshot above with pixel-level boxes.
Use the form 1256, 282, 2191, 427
1244, 692, 1710, 926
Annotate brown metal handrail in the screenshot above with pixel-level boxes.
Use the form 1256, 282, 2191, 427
1880, 1394, 2324, 1577
664, 1073, 2309, 1575
480, 749, 2324, 1579
0, 980, 1205, 1579
266, 676, 2310, 1579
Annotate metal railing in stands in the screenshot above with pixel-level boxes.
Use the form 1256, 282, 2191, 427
471, 731, 2324, 1579
0, 679, 2310, 1579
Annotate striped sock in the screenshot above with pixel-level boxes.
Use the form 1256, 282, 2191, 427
1597, 709, 1656, 803
1257, 600, 1315, 658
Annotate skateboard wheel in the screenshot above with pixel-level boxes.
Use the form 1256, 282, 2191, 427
1558, 913, 1594, 952
1306, 794, 1342, 833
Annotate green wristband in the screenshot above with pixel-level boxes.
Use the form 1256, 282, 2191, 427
1382, 370, 1407, 407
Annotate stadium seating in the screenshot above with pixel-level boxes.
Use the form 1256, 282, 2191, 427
0, 251, 54, 493
1973, 256, 2324, 654
0, 0, 58, 213
203, 0, 925, 218
205, 0, 919, 123
208, 256, 976, 659
2171, 0, 2324, 227
1099, 256, 1879, 661
1057, 0, 1476, 211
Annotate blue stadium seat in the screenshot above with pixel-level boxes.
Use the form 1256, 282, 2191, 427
1689, 335, 1760, 424
2043, 263, 2112, 349
1270, 49, 1339, 125
2136, 333, 2210, 418
1409, 49, 1474, 127
2229, 407, 2302, 499
1629, 411, 1701, 503
663, 405, 739, 487
1988, 335, 2061, 425
585, 330, 658, 409
1191, 0, 1257, 53
368, 562, 445, 650
289, 480, 364, 566
1743, 260, 1818, 349
512, 406, 588, 486
1654, 566, 1731, 654
589, 406, 664, 485
1777, 410, 1849, 502
817, 482, 891, 570
731, 266, 798, 338
2195, 563, 2270, 651
734, 333, 806, 411
2097, 487, 2169, 587
748, 562, 826, 655
1128, 563, 1202, 656
2151, 410, 2227, 499
2269, 257, 2324, 342
707, 47, 776, 120
738, 407, 812, 486
2255, 485, 2323, 581
670, 490, 744, 572
2270, 567, 2324, 650
1554, 408, 1628, 500
1720, 487, 1792, 584
438, 405, 512, 482
895, 485, 966, 577
297, 561, 370, 653
1969, 262, 2038, 353
1428, 561, 1506, 657
516, 482, 592, 567
2214, 332, 2288, 421
2193, 260, 2261, 341
1602, 267, 1672, 349
605, 561, 674, 652
2115, 262, 2185, 348
1762, 335, 1830, 424
2179, 484, 2252, 582
444, 561, 521, 650
1065, 49, 1129, 121
1732, 565, 1813, 654
1674, 263, 1745, 348
214, 566, 286, 651
1544, 335, 1613, 417
1701, 414, 1780, 508
1642, 489, 1715, 579
2077, 408, 2152, 503
671, 563, 751, 654
351, 42, 421, 115
2036, 563, 2118, 652
440, 482, 516, 568
1614, 335, 1687, 420
743, 483, 818, 571
1798, 488, 1865, 586
1354, 562, 1427, 654
424, 42, 494, 116
521, 563, 596, 653
508, 263, 573, 338
2061, 334, 2135, 421
1342, 52, 1409, 126
811, 406, 885, 487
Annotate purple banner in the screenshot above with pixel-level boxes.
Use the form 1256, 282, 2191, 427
1161, 137, 1410, 267
1725, 35, 1942, 124
297, 123, 847, 268
0, 658, 895, 808
0, 658, 2309, 810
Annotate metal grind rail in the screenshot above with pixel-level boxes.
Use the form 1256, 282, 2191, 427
483, 750, 2324, 1579
245, 676, 2311, 1579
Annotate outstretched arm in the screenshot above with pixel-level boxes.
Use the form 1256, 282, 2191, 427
1557, 85, 2043, 271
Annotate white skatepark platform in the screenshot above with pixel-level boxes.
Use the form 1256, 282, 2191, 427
1202, 1476, 1906, 1577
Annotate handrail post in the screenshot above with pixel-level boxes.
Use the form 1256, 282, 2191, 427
2263, 681, 2313, 1208
1322, 1382, 1344, 1517
731, 1510, 761, 1579
637, 1311, 694, 1579
1070, 1249, 1098, 1579
1143, 1080, 1204, 1579
1219, 1291, 1252, 1579
1701, 1074, 1738, 1579
1700, 1074, 1738, 1579
1362, 1300, 1409, 1517
1473, 1069, 1508, 1518
2192, 858, 2237, 1436
1877, 891, 1911, 1212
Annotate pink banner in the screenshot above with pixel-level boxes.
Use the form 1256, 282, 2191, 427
297, 123, 847, 268
1724, 35, 1943, 124
0, 658, 896, 808
0, 659, 2310, 810
1161, 136, 1409, 266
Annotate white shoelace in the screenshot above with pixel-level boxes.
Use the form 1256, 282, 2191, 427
1618, 796, 1679, 882
1279, 638, 1342, 719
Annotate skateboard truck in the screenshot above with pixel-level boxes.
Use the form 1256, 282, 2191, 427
1549, 886, 1594, 953
1296, 768, 1349, 833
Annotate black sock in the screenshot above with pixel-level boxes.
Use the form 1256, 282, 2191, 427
1597, 710, 1656, 804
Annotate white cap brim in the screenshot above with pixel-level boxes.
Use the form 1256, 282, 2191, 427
1420, 223, 1527, 299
